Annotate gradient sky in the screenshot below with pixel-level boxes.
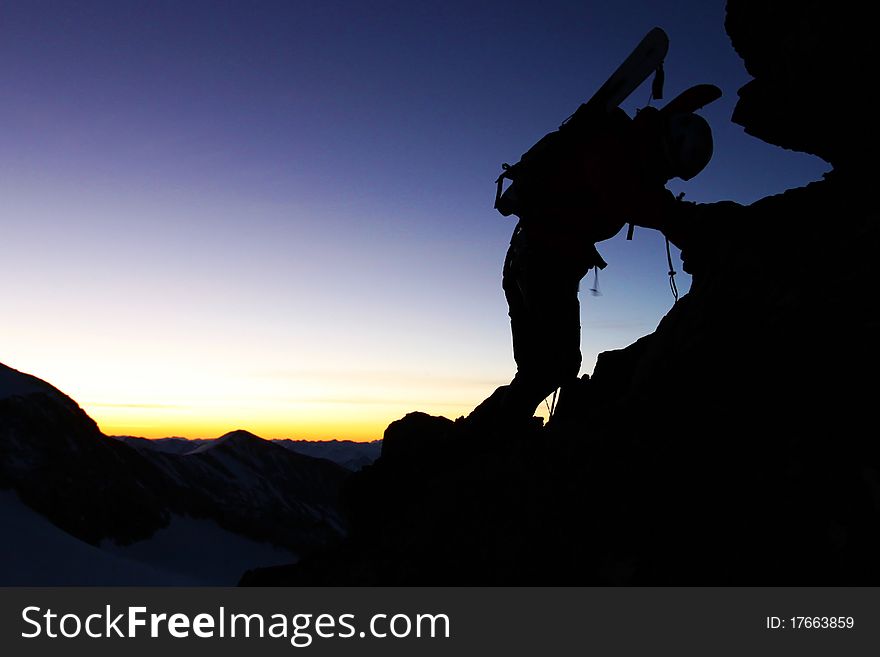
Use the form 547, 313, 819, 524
0, 1, 828, 440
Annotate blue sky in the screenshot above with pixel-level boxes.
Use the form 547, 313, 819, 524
0, 1, 828, 439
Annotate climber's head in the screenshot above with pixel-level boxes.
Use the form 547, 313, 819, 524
642, 84, 720, 183
660, 111, 714, 181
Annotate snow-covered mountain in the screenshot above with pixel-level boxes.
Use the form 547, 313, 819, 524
135, 429, 348, 550
0, 362, 350, 585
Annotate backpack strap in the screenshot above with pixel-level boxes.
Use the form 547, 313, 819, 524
494, 163, 512, 210
651, 62, 665, 101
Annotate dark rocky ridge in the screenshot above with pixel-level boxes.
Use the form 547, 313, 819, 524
1, 363, 172, 545
241, 0, 880, 585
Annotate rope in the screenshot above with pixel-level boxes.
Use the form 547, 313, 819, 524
666, 236, 679, 303
664, 192, 688, 303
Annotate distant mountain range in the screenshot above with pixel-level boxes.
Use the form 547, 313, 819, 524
0, 362, 378, 585
113, 435, 381, 471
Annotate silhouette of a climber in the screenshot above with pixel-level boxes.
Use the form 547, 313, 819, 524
471, 92, 717, 428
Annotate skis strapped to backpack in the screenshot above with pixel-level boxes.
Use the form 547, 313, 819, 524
494, 28, 669, 219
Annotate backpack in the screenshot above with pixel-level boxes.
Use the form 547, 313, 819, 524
493, 106, 633, 221
493, 27, 670, 220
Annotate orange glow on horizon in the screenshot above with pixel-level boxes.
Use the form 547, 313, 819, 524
76, 380, 484, 442
2, 338, 503, 443
92, 415, 390, 442
85, 402, 470, 442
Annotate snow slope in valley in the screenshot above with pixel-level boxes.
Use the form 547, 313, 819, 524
0, 490, 297, 585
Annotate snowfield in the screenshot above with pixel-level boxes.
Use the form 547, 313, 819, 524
0, 490, 297, 586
